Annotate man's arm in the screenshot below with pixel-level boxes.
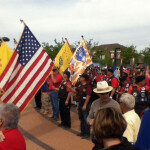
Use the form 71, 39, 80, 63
110, 88, 116, 98
82, 95, 91, 111
65, 92, 72, 106
87, 103, 94, 125
66, 85, 76, 93
0, 131, 5, 142
51, 74, 57, 84
82, 85, 92, 111
52, 86, 59, 91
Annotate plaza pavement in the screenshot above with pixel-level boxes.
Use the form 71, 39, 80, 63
19, 102, 93, 150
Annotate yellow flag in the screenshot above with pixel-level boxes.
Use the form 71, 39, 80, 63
0, 41, 13, 75
54, 41, 73, 75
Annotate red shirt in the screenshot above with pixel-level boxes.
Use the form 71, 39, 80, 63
128, 84, 150, 94
145, 76, 149, 86
49, 74, 62, 90
65, 81, 72, 92
120, 86, 125, 93
96, 74, 102, 82
127, 77, 130, 82
76, 84, 92, 102
0, 128, 26, 150
111, 78, 118, 88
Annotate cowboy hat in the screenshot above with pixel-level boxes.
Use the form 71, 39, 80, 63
93, 81, 113, 93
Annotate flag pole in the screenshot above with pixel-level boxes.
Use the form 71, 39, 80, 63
81, 35, 84, 41
62, 37, 65, 44
20, 19, 26, 26
65, 38, 73, 53
15, 19, 27, 50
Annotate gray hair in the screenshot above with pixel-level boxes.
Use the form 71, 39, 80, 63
120, 93, 135, 109
0, 104, 20, 129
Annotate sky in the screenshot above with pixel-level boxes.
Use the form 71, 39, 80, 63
1, 0, 150, 51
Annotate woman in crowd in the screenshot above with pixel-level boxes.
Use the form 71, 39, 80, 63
93, 107, 136, 150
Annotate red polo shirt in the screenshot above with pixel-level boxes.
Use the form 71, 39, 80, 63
96, 74, 102, 82
111, 78, 118, 88
76, 84, 92, 102
49, 74, 62, 91
0, 128, 26, 150
65, 81, 72, 92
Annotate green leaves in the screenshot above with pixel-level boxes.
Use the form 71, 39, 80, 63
140, 47, 150, 66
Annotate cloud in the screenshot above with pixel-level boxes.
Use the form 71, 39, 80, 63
0, 0, 150, 50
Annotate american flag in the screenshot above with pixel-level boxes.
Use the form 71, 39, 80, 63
0, 25, 53, 112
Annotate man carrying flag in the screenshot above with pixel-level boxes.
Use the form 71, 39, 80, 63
54, 40, 73, 75
0, 21, 53, 112
68, 36, 92, 85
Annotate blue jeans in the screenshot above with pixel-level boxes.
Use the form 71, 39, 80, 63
49, 91, 59, 119
78, 103, 91, 136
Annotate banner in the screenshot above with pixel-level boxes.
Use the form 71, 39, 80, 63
68, 38, 92, 85
54, 41, 72, 75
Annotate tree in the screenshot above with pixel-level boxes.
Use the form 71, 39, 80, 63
42, 39, 64, 60
121, 45, 139, 65
92, 50, 112, 67
140, 47, 150, 66
74, 39, 98, 53
43, 38, 98, 60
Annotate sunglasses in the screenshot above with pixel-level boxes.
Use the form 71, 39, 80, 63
99, 92, 109, 95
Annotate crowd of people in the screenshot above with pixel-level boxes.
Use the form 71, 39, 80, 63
0, 65, 149, 149
34, 65, 150, 150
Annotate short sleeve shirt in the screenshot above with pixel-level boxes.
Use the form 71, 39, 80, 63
111, 78, 118, 88
76, 84, 92, 102
65, 81, 72, 92
128, 84, 150, 94
49, 74, 62, 90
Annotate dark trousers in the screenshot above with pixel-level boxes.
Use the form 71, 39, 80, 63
35, 88, 41, 109
78, 103, 91, 136
59, 99, 71, 127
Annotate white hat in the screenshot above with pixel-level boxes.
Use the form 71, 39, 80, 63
93, 81, 113, 93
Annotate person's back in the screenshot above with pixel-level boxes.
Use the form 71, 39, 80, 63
123, 109, 141, 143
119, 93, 141, 143
0, 104, 26, 150
0, 128, 26, 150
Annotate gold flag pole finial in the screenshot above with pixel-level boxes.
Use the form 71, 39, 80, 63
20, 19, 26, 26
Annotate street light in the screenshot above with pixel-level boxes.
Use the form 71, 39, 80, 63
110, 48, 121, 66
114, 48, 121, 66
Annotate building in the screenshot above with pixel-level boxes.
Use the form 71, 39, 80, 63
91, 43, 124, 60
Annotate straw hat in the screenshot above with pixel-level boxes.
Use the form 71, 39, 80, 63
93, 81, 113, 93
